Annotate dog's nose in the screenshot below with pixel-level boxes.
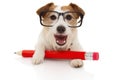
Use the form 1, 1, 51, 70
57, 26, 66, 33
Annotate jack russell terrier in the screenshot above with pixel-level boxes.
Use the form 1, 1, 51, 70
32, 2, 85, 68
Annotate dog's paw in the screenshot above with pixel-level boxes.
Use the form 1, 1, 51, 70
70, 59, 83, 68
32, 55, 44, 65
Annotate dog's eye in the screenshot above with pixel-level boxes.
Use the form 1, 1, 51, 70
65, 15, 72, 20
50, 15, 57, 20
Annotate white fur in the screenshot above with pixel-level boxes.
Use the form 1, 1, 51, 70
32, 5, 83, 68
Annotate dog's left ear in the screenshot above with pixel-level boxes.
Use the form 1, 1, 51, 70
70, 3, 85, 26
69, 3, 85, 19
69, 3, 85, 17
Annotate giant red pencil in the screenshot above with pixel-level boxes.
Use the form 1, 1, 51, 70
15, 50, 99, 60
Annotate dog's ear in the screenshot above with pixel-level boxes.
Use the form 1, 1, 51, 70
69, 3, 85, 26
69, 3, 85, 17
36, 2, 54, 15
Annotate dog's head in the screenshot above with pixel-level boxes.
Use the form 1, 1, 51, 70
36, 3, 85, 49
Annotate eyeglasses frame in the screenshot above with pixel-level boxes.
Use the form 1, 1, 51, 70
39, 10, 84, 28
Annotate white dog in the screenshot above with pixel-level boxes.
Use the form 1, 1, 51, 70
32, 2, 85, 68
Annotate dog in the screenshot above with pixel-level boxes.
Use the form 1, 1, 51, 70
32, 2, 85, 68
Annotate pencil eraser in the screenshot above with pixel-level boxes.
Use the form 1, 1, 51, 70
93, 52, 99, 60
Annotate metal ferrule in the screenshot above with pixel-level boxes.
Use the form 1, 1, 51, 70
85, 52, 93, 60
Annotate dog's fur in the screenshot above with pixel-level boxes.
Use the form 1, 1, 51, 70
32, 3, 85, 68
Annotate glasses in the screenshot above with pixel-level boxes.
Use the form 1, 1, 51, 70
39, 11, 84, 28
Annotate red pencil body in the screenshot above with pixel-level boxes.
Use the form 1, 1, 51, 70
21, 50, 99, 60
22, 50, 34, 57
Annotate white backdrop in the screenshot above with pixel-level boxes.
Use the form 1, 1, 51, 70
0, 0, 120, 80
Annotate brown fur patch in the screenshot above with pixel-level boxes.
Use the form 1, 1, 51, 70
36, 2, 56, 15
69, 3, 85, 15
61, 5, 73, 11
61, 3, 85, 27
61, 3, 85, 17
36, 3, 57, 26
61, 4, 77, 26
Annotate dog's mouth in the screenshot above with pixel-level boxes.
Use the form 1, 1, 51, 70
54, 34, 67, 46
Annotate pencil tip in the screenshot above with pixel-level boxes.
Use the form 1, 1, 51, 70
14, 52, 16, 54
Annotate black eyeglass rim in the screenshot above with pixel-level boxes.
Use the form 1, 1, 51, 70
39, 10, 84, 28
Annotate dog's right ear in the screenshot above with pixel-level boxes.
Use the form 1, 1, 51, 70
36, 2, 54, 15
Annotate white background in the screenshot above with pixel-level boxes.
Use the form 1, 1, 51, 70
0, 0, 120, 80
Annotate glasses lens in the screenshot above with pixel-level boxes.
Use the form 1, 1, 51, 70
40, 11, 58, 27
64, 12, 82, 27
